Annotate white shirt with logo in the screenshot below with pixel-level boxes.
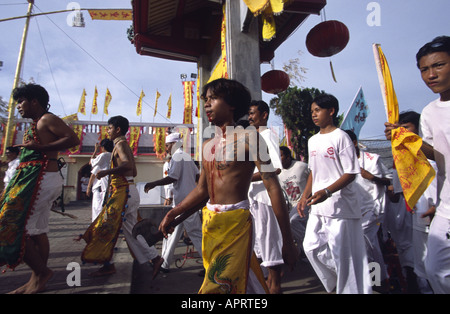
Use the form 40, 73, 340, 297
308, 128, 361, 219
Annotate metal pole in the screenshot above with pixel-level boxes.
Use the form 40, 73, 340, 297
2, 0, 34, 158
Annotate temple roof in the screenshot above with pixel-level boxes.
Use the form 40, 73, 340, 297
131, 0, 326, 63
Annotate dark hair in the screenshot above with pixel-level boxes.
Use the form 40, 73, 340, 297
343, 129, 357, 142
6, 146, 20, 155
311, 93, 339, 125
100, 138, 114, 152
201, 78, 251, 122
279, 146, 292, 159
108, 115, 129, 135
12, 83, 50, 111
399, 110, 421, 129
416, 36, 450, 68
250, 100, 270, 118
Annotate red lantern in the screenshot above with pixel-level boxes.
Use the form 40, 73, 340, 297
261, 70, 290, 94
305, 20, 350, 58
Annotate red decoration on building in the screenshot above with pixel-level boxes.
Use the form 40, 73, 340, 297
305, 20, 350, 58
261, 70, 290, 94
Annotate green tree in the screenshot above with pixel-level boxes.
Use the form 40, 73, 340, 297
269, 87, 324, 162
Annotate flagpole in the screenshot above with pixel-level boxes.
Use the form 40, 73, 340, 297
2, 0, 34, 158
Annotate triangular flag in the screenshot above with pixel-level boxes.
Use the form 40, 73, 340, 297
104, 88, 112, 115
78, 89, 87, 115
91, 86, 98, 114
154, 90, 161, 117
166, 93, 172, 119
136, 89, 145, 116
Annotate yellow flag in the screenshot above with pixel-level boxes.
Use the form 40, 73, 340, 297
136, 89, 145, 116
154, 90, 161, 117
104, 88, 112, 115
373, 44, 435, 210
78, 89, 87, 115
88, 9, 132, 20
183, 82, 193, 124
91, 86, 98, 114
208, 4, 228, 83
166, 94, 172, 119
243, 0, 285, 41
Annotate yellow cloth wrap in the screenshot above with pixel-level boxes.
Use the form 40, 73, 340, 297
391, 127, 436, 209
199, 207, 268, 294
81, 174, 129, 264
243, 0, 285, 41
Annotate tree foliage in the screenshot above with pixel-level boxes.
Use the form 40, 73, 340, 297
269, 87, 325, 162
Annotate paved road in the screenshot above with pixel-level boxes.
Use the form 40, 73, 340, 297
0, 200, 326, 294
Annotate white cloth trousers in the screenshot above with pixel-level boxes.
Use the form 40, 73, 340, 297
303, 214, 372, 294
91, 187, 106, 222
161, 211, 203, 269
361, 211, 388, 281
424, 214, 450, 294
250, 200, 283, 267
122, 184, 159, 264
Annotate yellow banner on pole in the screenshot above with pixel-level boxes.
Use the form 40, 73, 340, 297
104, 88, 112, 115
166, 94, 172, 119
78, 89, 87, 115
88, 9, 132, 20
373, 44, 435, 210
91, 86, 98, 114
154, 90, 161, 117
136, 89, 145, 116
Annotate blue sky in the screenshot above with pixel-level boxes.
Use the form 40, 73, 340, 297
1, 0, 448, 139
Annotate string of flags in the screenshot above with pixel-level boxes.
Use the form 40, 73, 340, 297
76, 85, 196, 122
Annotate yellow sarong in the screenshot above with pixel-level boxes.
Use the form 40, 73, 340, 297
199, 206, 268, 294
81, 174, 130, 264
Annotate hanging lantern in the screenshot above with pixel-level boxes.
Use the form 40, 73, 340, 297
261, 70, 290, 94
305, 20, 350, 57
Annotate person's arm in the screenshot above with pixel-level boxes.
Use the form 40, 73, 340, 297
297, 172, 313, 218
158, 168, 209, 237
306, 173, 356, 206
15, 114, 79, 151
253, 135, 297, 270
360, 168, 391, 186
96, 142, 132, 179
144, 176, 177, 193
86, 173, 96, 198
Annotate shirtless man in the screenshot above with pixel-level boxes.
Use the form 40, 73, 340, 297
3, 83, 79, 294
159, 78, 297, 294
81, 116, 163, 278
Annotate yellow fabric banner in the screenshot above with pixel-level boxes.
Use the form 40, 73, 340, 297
78, 89, 87, 115
136, 89, 145, 116
128, 126, 141, 156
91, 86, 98, 115
208, 4, 228, 83
153, 127, 166, 159
373, 44, 435, 209
104, 88, 112, 115
199, 207, 268, 294
154, 90, 161, 117
88, 9, 132, 20
183, 81, 193, 124
68, 124, 84, 154
166, 94, 172, 119
243, 0, 285, 41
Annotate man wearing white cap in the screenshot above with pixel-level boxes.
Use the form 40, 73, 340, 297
144, 132, 202, 272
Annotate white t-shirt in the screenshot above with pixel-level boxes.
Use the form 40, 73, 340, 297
308, 128, 361, 219
355, 152, 391, 216
163, 160, 174, 199
248, 128, 282, 205
90, 152, 111, 192
279, 160, 309, 209
167, 148, 199, 206
420, 98, 450, 219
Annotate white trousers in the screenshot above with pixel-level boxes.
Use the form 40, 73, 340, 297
424, 214, 450, 294
361, 211, 388, 281
249, 200, 283, 267
161, 211, 203, 269
91, 188, 105, 222
122, 184, 159, 264
303, 214, 372, 294
289, 209, 308, 252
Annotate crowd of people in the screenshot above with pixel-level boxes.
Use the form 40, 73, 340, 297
0, 35, 448, 294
